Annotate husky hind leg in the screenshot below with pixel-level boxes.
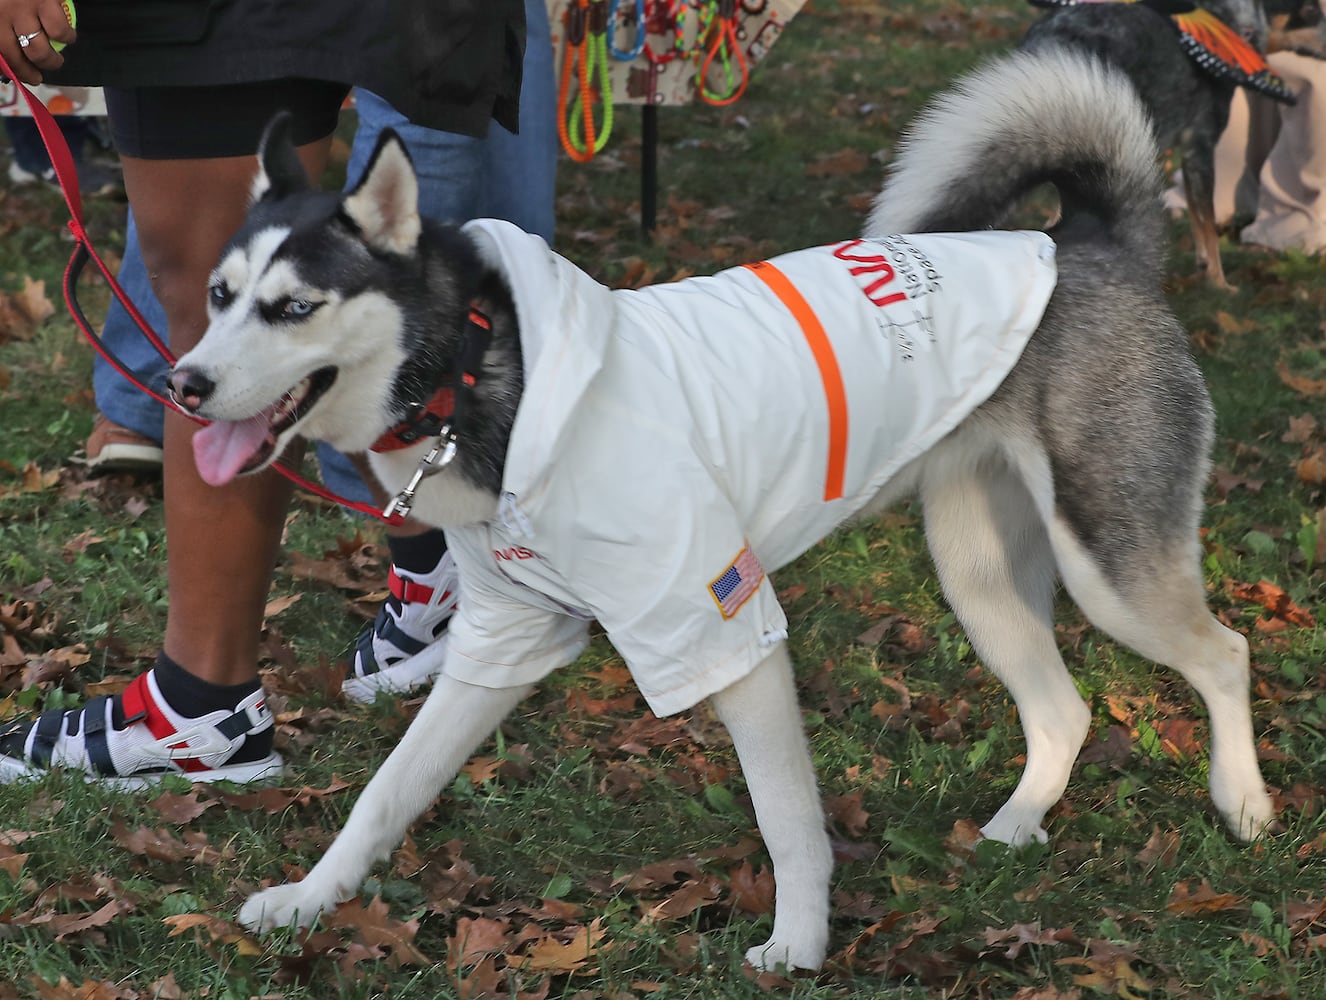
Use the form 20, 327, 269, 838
918, 435, 1092, 846
1046, 516, 1273, 840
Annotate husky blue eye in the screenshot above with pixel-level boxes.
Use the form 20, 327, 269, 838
208, 282, 231, 307
283, 299, 315, 318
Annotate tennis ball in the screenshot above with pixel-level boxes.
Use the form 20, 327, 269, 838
51, 0, 75, 53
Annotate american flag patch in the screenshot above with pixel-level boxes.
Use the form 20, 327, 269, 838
708, 544, 764, 619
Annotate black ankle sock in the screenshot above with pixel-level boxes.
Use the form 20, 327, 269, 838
150, 652, 262, 719
387, 529, 448, 575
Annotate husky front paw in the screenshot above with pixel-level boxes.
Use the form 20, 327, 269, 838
238, 880, 339, 933
1215, 787, 1276, 842
979, 812, 1049, 847
745, 935, 826, 973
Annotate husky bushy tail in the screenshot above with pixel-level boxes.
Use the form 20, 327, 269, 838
867, 49, 1162, 276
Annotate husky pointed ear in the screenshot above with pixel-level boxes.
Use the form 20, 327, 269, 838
341, 130, 421, 255
251, 113, 311, 203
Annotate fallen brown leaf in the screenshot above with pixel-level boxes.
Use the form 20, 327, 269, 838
824, 791, 872, 837
1283, 414, 1319, 444
727, 861, 776, 915
150, 789, 219, 824
326, 895, 429, 967
1298, 451, 1326, 486
805, 147, 869, 177
1135, 827, 1181, 868
30, 899, 135, 942
30, 977, 134, 1000
1227, 578, 1315, 628
1166, 879, 1246, 916
516, 918, 607, 974
982, 921, 1078, 960
1278, 359, 1326, 397
13, 275, 55, 325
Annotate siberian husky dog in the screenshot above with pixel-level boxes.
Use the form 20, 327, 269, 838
169, 49, 1273, 971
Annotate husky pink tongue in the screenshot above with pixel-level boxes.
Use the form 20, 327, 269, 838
192, 413, 273, 486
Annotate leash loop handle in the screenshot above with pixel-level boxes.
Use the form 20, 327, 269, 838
607, 0, 647, 61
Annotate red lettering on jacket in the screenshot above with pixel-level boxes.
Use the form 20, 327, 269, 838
832, 240, 908, 307
494, 546, 540, 561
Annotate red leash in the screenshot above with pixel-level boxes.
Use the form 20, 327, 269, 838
1, 55, 406, 525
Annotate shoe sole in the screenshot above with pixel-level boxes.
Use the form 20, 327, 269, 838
0, 752, 284, 788
87, 442, 164, 475
342, 637, 449, 705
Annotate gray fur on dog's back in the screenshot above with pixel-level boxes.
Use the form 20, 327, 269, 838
869, 49, 1209, 590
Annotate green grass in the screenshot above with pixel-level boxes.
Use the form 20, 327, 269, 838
3, 1, 1326, 996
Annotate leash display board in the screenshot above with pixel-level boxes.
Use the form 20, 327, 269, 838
0, 83, 104, 116
547, 0, 805, 226
548, 0, 806, 108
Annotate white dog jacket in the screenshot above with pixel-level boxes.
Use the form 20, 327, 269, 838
440, 219, 1058, 716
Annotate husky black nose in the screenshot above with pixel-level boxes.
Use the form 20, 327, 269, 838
167, 367, 215, 412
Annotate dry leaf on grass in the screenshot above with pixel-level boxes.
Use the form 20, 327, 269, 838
981, 922, 1078, 960
727, 861, 776, 915
325, 895, 429, 968
805, 148, 869, 177
1278, 360, 1326, 397
28, 899, 135, 942
30, 977, 135, 1000
1283, 414, 1319, 444
263, 593, 302, 618
1135, 827, 1181, 868
14, 275, 54, 324
150, 789, 219, 824
1297, 451, 1326, 486
0, 843, 28, 878
110, 822, 231, 866
161, 912, 262, 955
1227, 578, 1316, 628
1166, 879, 1246, 916
516, 918, 607, 974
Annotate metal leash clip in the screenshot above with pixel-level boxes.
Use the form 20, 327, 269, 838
382, 423, 458, 522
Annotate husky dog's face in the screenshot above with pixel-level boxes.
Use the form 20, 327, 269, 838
169, 116, 423, 487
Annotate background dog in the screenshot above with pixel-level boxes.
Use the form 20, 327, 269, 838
167, 49, 1273, 972
1021, 0, 1292, 291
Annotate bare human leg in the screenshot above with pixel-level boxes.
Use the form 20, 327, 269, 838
121, 141, 332, 688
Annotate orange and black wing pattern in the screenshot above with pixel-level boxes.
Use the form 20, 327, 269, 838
1170, 6, 1296, 103
1027, 0, 1135, 7
1025, 0, 1296, 103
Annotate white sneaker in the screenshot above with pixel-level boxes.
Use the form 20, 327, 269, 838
343, 552, 458, 704
7, 160, 55, 186
0, 671, 283, 788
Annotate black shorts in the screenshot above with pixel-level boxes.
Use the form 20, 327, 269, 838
104, 78, 350, 160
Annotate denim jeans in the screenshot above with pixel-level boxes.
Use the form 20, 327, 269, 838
94, 0, 558, 505
5, 115, 92, 174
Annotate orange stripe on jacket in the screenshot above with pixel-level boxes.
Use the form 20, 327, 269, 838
742, 260, 847, 501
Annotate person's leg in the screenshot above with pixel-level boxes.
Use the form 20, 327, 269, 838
339, 0, 557, 241
331, 0, 558, 702
0, 81, 346, 784
5, 114, 118, 196
87, 211, 170, 472
1241, 51, 1326, 253
124, 141, 335, 688
5, 115, 55, 180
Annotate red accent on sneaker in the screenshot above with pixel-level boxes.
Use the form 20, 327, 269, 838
388, 565, 453, 606
121, 672, 208, 773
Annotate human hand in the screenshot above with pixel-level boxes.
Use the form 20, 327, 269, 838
0, 0, 75, 85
